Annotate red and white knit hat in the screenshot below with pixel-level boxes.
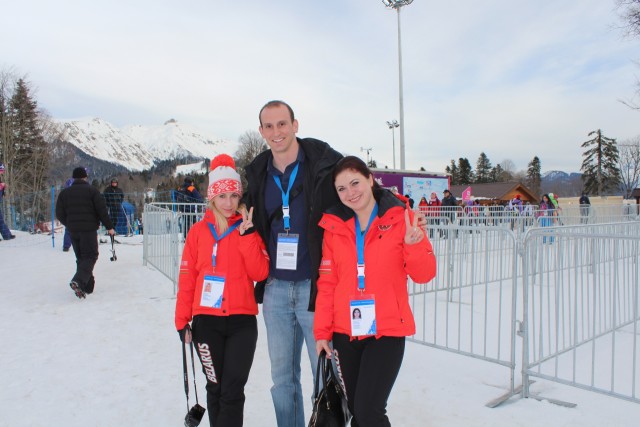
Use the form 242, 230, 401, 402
207, 154, 242, 200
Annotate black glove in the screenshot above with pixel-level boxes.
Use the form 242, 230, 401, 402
178, 324, 191, 343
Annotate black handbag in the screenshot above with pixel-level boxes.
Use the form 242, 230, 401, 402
308, 350, 352, 427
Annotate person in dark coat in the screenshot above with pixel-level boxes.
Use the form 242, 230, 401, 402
441, 189, 458, 223
103, 177, 124, 232
56, 167, 115, 299
579, 192, 591, 224
441, 189, 458, 238
176, 177, 204, 238
62, 177, 75, 251
0, 162, 16, 241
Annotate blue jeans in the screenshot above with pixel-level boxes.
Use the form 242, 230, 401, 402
0, 205, 11, 239
263, 277, 318, 427
63, 228, 72, 249
541, 217, 554, 244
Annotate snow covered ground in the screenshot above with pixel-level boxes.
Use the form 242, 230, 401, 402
2, 231, 640, 426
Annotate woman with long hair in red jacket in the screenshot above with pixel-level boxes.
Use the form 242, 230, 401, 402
175, 154, 269, 427
314, 156, 436, 426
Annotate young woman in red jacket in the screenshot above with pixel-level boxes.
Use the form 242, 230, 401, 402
175, 154, 269, 427
314, 156, 436, 427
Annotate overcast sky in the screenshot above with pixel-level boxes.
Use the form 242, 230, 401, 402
2, 0, 639, 173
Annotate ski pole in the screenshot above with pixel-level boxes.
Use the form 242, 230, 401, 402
109, 234, 117, 262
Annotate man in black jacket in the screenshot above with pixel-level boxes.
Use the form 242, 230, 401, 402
441, 189, 458, 237
579, 192, 591, 224
103, 178, 124, 232
244, 100, 343, 427
56, 167, 115, 299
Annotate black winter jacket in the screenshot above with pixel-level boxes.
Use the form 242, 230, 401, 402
56, 180, 114, 232
103, 185, 124, 207
244, 138, 343, 311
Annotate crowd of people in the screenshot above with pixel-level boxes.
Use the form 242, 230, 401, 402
414, 188, 593, 232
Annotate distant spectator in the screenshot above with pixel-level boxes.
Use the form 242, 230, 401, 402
0, 162, 16, 241
62, 177, 75, 251
426, 192, 441, 238
175, 177, 204, 237
538, 194, 555, 244
404, 194, 415, 209
418, 196, 428, 212
579, 192, 591, 224
441, 189, 457, 223
441, 189, 457, 237
511, 194, 523, 214
523, 201, 535, 228
103, 178, 124, 232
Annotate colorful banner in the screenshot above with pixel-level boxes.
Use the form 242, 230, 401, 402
402, 176, 450, 201
462, 186, 472, 201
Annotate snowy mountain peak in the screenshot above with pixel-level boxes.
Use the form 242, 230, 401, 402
542, 170, 569, 180
58, 117, 236, 171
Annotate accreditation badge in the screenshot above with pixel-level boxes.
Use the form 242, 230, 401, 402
276, 233, 299, 270
200, 275, 225, 308
350, 295, 376, 337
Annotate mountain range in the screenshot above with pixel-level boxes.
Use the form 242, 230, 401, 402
48, 117, 583, 195
540, 170, 584, 196
48, 117, 234, 182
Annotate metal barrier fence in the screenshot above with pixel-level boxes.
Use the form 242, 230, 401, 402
408, 225, 519, 397
521, 223, 640, 404
141, 201, 640, 407
419, 204, 640, 230
407, 219, 640, 407
142, 202, 205, 292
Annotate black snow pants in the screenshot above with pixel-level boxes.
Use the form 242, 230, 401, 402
191, 314, 258, 427
332, 333, 406, 427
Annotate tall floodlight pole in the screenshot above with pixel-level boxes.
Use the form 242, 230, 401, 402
386, 120, 399, 169
360, 147, 373, 165
382, 0, 413, 170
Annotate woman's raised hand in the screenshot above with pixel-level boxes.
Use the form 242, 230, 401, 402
239, 206, 254, 235
404, 209, 424, 245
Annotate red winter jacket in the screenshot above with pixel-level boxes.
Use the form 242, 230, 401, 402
314, 190, 436, 341
175, 209, 270, 330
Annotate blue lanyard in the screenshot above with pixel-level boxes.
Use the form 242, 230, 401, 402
207, 220, 241, 267
354, 203, 378, 291
272, 163, 299, 231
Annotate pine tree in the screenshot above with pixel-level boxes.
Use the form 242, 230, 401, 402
580, 129, 621, 196
445, 160, 459, 185
457, 158, 473, 185
526, 156, 542, 195
8, 79, 49, 192
490, 164, 505, 182
475, 152, 492, 183
4, 78, 50, 224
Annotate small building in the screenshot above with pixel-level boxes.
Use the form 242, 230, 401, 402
631, 188, 640, 216
449, 182, 538, 205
